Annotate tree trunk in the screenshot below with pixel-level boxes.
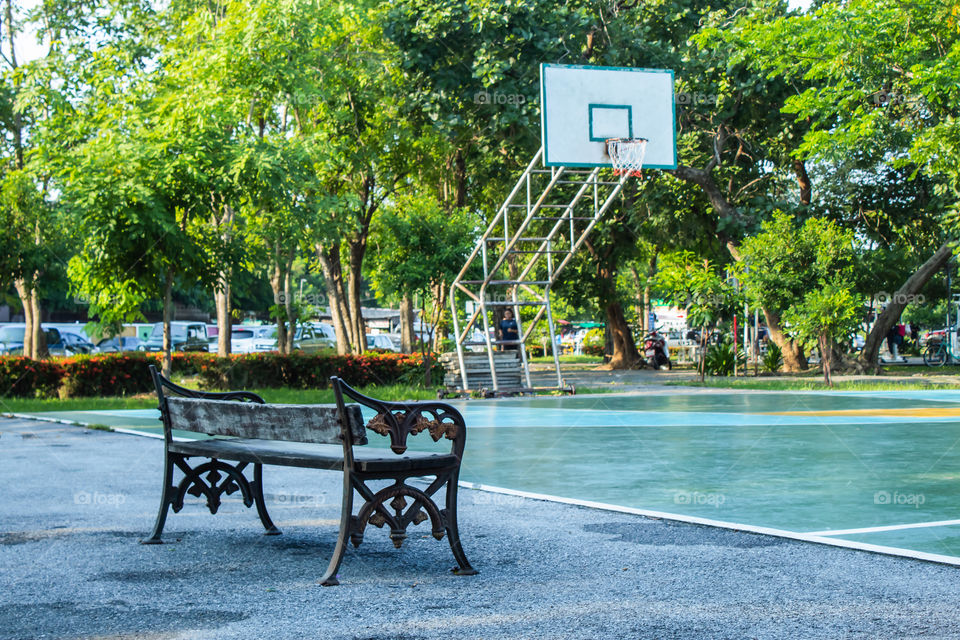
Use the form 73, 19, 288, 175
859, 241, 954, 371
400, 296, 414, 353
763, 309, 807, 372
269, 256, 289, 355
820, 334, 832, 386
215, 284, 231, 357
605, 301, 641, 369
162, 271, 174, 378
213, 204, 235, 357
30, 290, 46, 358
793, 159, 812, 206
14, 279, 34, 358
283, 265, 295, 355
432, 281, 448, 352
347, 239, 367, 354
316, 243, 352, 354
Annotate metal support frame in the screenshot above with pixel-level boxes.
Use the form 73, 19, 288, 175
450, 147, 629, 392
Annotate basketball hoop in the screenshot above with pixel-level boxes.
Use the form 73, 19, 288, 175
606, 137, 648, 178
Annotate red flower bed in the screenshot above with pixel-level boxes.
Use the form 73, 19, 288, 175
0, 357, 63, 397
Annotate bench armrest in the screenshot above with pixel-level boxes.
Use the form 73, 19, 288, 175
331, 376, 466, 457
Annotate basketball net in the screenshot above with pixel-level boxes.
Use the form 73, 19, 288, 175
606, 137, 648, 178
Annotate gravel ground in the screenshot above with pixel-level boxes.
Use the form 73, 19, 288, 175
3, 417, 960, 639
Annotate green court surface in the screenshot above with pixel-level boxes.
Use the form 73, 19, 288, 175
16, 389, 960, 562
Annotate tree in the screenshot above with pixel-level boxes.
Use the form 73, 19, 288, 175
730, 0, 960, 370
783, 285, 862, 386
737, 212, 861, 381
369, 194, 475, 383
656, 251, 740, 381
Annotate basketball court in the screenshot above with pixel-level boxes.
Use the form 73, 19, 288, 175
15, 388, 960, 565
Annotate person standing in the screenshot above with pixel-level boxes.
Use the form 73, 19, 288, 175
499, 309, 519, 350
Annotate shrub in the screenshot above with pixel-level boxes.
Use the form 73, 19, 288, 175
0, 357, 63, 398
704, 341, 746, 376
59, 353, 158, 398
762, 342, 783, 374
0, 352, 444, 398
196, 351, 441, 390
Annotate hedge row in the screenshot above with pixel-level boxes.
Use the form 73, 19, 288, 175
0, 352, 439, 398
195, 351, 440, 390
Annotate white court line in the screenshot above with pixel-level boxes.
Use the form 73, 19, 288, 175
459, 481, 960, 568
2, 413, 191, 442
806, 519, 960, 537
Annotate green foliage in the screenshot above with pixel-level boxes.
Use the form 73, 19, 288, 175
370, 195, 475, 301
656, 251, 740, 330
704, 341, 745, 377
762, 341, 783, 374
737, 212, 860, 317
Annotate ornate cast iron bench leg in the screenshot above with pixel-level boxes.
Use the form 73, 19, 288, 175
319, 470, 356, 586
445, 472, 477, 575
252, 464, 282, 536
141, 452, 177, 545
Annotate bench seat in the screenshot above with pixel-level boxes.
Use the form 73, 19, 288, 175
169, 438, 460, 473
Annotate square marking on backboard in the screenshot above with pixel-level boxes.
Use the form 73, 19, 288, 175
588, 104, 633, 142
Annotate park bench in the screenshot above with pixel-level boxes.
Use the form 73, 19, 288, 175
141, 365, 476, 586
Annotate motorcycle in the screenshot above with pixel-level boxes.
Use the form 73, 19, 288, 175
643, 331, 672, 370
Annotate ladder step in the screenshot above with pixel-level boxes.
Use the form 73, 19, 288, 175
486, 237, 551, 243
483, 300, 547, 306
532, 216, 596, 221
508, 250, 568, 254
459, 280, 551, 285
557, 180, 620, 185
462, 340, 523, 346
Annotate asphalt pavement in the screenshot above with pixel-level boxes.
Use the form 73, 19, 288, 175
4, 417, 960, 639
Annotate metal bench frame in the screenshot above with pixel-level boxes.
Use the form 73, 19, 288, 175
142, 365, 476, 585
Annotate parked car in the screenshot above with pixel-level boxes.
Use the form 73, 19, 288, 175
231, 326, 274, 354
139, 322, 209, 352
0, 324, 26, 355
366, 333, 400, 352
312, 322, 337, 346
96, 336, 144, 353
252, 324, 336, 353
46, 328, 97, 356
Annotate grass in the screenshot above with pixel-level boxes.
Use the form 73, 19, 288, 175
528, 354, 603, 364
666, 378, 960, 391
0, 383, 440, 415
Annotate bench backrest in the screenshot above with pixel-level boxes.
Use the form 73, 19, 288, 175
164, 396, 367, 445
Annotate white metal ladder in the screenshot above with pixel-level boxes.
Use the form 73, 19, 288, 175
449, 147, 629, 392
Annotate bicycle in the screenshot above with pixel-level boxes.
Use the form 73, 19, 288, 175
923, 331, 956, 367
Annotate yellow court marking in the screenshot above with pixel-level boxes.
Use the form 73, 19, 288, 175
767, 407, 960, 418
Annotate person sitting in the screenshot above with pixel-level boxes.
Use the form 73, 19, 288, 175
499, 309, 519, 351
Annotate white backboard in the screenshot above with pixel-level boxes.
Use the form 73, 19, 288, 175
540, 63, 677, 169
